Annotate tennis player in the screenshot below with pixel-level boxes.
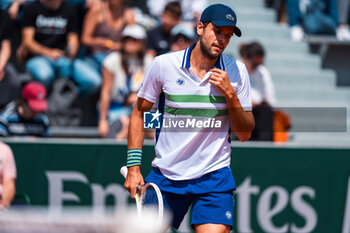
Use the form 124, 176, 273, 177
124, 4, 255, 233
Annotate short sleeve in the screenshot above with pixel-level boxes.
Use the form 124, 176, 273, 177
137, 57, 163, 103
1, 11, 12, 40
103, 52, 119, 73
236, 62, 252, 111
21, 3, 37, 28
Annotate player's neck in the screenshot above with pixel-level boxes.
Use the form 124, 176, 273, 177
190, 43, 218, 75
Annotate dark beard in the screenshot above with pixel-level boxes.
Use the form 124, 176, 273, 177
199, 37, 219, 60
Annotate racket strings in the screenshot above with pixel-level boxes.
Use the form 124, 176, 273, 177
142, 187, 159, 206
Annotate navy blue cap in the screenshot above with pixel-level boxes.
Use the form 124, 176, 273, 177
200, 4, 242, 37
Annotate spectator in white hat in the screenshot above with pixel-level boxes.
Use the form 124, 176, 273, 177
98, 24, 147, 140
170, 22, 197, 52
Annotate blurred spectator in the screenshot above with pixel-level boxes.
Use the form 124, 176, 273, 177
274, 110, 291, 142
81, 0, 135, 72
337, 0, 350, 40
2, 0, 34, 20
2, 0, 98, 20
240, 42, 276, 141
287, 0, 338, 41
147, 0, 207, 22
170, 22, 196, 52
145, 1, 182, 59
0, 9, 21, 110
0, 142, 16, 209
21, 0, 100, 97
68, 0, 99, 9
265, 0, 288, 24
0, 81, 50, 137
98, 24, 146, 139
66, 0, 101, 36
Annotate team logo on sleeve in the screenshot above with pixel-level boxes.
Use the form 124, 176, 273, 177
143, 110, 162, 129
176, 78, 185, 86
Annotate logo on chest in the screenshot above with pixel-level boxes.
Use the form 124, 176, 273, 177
176, 78, 185, 86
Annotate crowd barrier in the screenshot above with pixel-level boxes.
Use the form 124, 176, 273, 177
4, 139, 350, 233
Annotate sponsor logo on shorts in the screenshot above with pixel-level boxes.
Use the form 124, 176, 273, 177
225, 211, 232, 220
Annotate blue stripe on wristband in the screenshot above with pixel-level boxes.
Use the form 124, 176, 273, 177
126, 149, 142, 167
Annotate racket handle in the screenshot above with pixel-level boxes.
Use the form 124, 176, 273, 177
120, 166, 128, 178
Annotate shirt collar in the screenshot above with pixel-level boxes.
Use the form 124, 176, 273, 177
181, 43, 226, 70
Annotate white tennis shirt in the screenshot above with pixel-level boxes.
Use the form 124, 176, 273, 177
138, 44, 252, 180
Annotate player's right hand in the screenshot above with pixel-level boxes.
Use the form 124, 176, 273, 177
124, 166, 144, 199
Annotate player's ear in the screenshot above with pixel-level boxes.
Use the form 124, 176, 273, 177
197, 22, 205, 37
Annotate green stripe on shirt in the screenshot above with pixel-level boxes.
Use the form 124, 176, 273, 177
164, 106, 228, 117
165, 93, 226, 103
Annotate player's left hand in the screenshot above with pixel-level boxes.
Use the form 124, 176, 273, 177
209, 68, 235, 97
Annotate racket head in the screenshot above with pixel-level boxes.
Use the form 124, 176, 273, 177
138, 183, 164, 223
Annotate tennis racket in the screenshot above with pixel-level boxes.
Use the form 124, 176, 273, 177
120, 166, 164, 223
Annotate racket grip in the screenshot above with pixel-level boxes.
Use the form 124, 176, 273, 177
120, 166, 128, 178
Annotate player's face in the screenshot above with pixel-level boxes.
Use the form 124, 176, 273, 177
197, 22, 234, 59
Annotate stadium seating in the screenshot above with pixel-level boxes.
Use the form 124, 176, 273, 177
217, 0, 350, 144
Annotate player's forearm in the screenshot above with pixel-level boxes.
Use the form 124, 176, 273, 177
226, 93, 255, 142
128, 98, 153, 149
128, 106, 146, 150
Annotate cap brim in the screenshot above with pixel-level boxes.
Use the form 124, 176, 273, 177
123, 34, 145, 40
28, 99, 48, 112
211, 20, 242, 37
